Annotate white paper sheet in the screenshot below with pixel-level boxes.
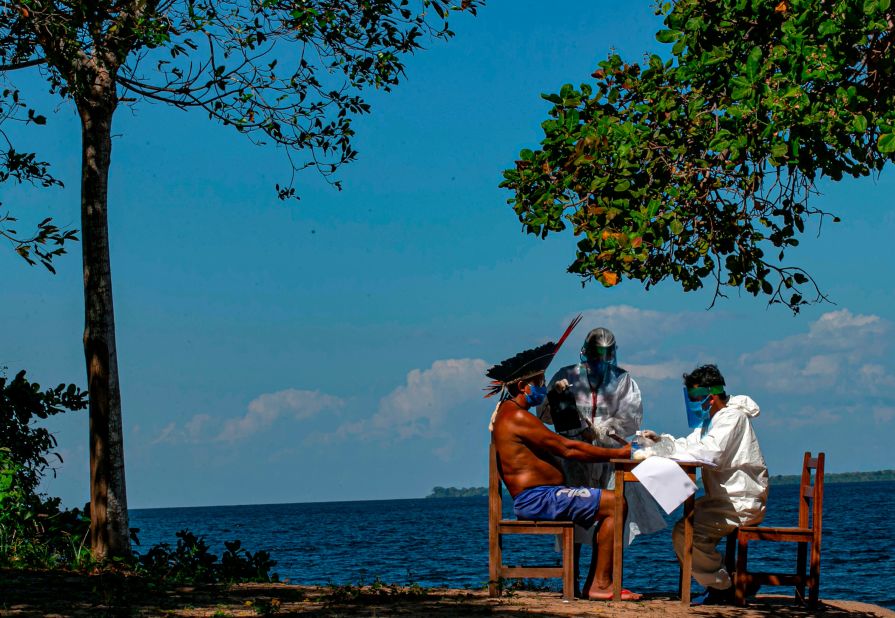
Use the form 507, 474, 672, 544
631, 456, 698, 515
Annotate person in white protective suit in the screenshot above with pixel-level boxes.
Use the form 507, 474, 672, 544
636, 364, 768, 605
537, 327, 666, 555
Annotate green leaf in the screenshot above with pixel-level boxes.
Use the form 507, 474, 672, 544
656, 29, 677, 43
852, 115, 868, 132
818, 20, 840, 36
614, 179, 631, 192
878, 132, 895, 153
745, 46, 763, 81
864, 0, 878, 14
730, 76, 753, 100
881, 0, 892, 10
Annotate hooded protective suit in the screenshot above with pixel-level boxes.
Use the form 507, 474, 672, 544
649, 395, 768, 589
538, 362, 666, 545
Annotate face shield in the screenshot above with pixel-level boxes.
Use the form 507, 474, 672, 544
683, 385, 726, 428
581, 327, 618, 367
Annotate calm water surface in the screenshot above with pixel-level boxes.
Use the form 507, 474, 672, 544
130, 480, 894, 609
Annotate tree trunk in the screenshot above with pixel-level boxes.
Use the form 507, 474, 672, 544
78, 76, 130, 560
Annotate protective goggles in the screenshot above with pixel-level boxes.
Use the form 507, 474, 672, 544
583, 345, 614, 358
685, 385, 726, 401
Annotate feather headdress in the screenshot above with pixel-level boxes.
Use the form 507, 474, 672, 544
483, 314, 582, 398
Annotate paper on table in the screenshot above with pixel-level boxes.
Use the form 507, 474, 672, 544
631, 456, 698, 515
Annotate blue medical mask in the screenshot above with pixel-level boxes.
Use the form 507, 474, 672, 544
683, 385, 723, 428
525, 383, 548, 407
581, 353, 614, 376
684, 393, 711, 429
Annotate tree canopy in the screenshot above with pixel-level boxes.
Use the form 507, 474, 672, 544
1, 0, 481, 558
501, 0, 895, 312
1, 0, 481, 249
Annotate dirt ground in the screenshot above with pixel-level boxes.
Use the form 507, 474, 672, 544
1, 570, 892, 618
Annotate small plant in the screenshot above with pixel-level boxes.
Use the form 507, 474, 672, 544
507, 578, 554, 592
135, 530, 279, 584
249, 597, 281, 616
486, 577, 515, 598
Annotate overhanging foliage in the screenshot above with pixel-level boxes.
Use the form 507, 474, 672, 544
502, 0, 895, 311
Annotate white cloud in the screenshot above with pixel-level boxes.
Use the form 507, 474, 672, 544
874, 406, 895, 424
625, 360, 689, 382
570, 305, 704, 348
740, 309, 893, 394
859, 364, 895, 392
322, 358, 487, 443
151, 389, 344, 445
763, 405, 842, 429
217, 390, 344, 442
152, 422, 178, 445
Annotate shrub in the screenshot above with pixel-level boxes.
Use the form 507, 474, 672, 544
135, 530, 278, 584
1, 368, 278, 584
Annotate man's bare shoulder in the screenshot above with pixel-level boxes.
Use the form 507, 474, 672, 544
493, 401, 544, 436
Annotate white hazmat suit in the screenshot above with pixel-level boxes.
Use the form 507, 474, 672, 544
538, 362, 666, 545
646, 395, 768, 590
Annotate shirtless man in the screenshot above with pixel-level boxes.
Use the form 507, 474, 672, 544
490, 369, 641, 600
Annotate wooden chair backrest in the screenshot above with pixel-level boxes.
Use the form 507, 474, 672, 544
798, 451, 825, 533
489, 442, 503, 526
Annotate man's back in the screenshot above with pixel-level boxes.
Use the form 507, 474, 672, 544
491, 400, 564, 497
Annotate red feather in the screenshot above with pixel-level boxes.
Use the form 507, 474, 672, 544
553, 314, 582, 354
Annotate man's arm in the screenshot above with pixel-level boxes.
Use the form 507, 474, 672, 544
511, 408, 630, 462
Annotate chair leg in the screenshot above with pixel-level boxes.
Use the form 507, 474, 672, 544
489, 531, 502, 598
562, 529, 575, 601
808, 544, 821, 609
796, 541, 807, 603
734, 537, 749, 606
724, 530, 738, 579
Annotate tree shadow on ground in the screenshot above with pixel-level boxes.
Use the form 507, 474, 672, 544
1, 570, 891, 617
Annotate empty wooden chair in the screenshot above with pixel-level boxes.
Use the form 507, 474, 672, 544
733, 452, 825, 607
488, 442, 576, 600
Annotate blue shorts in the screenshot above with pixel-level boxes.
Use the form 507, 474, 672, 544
513, 485, 602, 527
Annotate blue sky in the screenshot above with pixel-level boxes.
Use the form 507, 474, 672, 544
2, 2, 893, 509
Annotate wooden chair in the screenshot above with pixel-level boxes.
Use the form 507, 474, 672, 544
488, 442, 576, 600
733, 452, 825, 607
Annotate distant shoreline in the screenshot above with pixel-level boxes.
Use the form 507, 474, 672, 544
427, 469, 895, 498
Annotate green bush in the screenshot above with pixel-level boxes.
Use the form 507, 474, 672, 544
0, 368, 91, 570
135, 530, 278, 584
1, 369, 278, 584
0, 448, 92, 569
0, 370, 87, 494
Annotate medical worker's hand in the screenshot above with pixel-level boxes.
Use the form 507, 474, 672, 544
632, 448, 654, 461
641, 429, 660, 442
553, 379, 570, 392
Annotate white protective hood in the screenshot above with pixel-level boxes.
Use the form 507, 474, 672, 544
660, 395, 769, 525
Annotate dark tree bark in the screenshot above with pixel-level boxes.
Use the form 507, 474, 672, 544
77, 66, 130, 559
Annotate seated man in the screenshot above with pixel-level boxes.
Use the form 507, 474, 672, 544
638, 364, 768, 605
487, 340, 640, 601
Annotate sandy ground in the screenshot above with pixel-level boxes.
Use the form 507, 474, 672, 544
1, 570, 893, 617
